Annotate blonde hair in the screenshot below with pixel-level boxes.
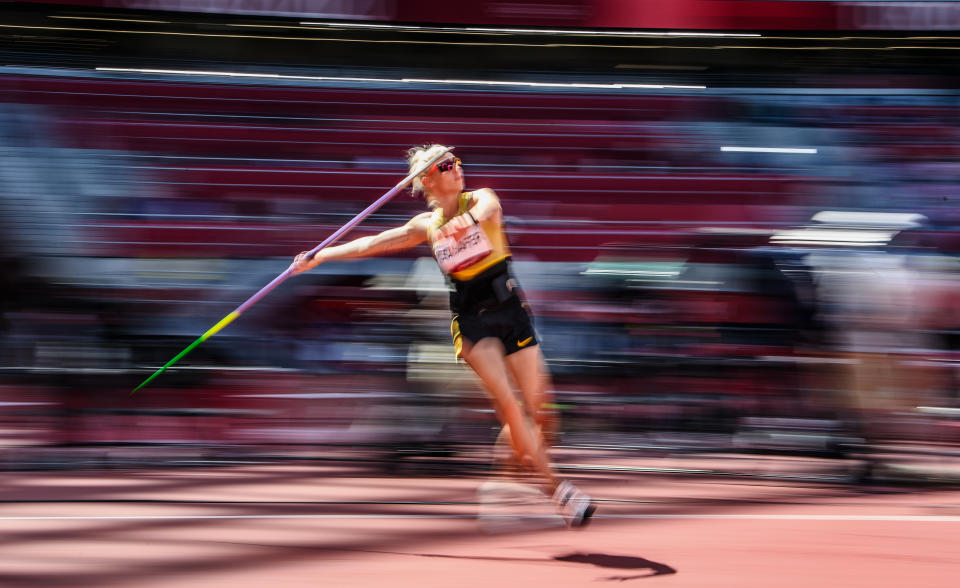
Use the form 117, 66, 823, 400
406, 143, 454, 197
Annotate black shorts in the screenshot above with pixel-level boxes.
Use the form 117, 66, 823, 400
450, 296, 538, 358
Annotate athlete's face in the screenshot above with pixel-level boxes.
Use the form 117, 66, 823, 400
424, 156, 464, 197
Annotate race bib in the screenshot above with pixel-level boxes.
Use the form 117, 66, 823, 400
433, 223, 493, 274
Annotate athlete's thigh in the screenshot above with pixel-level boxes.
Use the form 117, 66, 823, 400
461, 337, 516, 412
504, 345, 550, 412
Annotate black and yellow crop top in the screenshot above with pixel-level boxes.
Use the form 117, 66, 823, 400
427, 191, 511, 282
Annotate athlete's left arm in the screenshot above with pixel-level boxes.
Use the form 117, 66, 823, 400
467, 188, 503, 225
435, 188, 504, 240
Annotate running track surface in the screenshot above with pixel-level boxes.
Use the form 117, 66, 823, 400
1, 462, 958, 587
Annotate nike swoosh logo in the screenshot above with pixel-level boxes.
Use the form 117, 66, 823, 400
517, 336, 533, 348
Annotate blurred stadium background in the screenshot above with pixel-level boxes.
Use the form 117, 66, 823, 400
0, 0, 957, 480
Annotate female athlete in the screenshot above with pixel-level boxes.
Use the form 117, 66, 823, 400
291, 144, 594, 527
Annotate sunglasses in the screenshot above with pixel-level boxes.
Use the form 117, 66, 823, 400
430, 157, 461, 174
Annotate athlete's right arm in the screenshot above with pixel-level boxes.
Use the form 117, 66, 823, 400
291, 212, 432, 274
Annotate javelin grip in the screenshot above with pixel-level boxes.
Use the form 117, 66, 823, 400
132, 147, 454, 393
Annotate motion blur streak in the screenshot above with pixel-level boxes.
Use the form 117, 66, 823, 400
0, 2, 957, 491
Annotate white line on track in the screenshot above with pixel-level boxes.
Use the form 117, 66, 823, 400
2, 514, 960, 522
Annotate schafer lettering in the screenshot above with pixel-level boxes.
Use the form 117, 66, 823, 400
433, 223, 492, 274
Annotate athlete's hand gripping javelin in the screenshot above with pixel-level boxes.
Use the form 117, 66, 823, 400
290, 248, 328, 274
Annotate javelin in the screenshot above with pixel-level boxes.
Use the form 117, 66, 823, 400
132, 147, 454, 394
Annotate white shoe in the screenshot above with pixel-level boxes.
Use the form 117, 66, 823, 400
552, 481, 597, 528
477, 481, 565, 534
